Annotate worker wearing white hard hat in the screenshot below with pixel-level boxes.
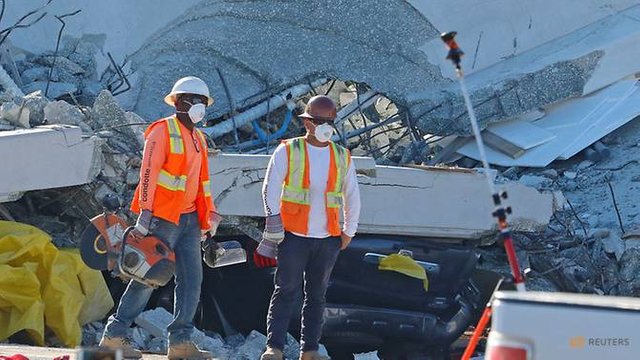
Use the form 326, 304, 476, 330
100, 76, 221, 360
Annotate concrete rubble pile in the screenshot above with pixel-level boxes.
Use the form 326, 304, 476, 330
0, 36, 145, 246
477, 118, 640, 297
80, 308, 328, 360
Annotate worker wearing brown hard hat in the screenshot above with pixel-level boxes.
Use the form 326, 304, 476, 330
258, 95, 361, 360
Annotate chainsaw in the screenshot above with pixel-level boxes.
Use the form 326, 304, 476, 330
79, 194, 247, 288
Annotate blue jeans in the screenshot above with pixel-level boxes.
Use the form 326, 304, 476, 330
103, 211, 202, 345
266, 232, 342, 352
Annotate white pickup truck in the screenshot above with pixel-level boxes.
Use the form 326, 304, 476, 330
485, 291, 640, 360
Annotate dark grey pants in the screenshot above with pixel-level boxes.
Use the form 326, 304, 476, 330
266, 232, 341, 352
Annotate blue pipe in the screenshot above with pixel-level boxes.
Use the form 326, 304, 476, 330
234, 109, 294, 150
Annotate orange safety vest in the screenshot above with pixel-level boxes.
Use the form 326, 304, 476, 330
280, 137, 350, 236
131, 116, 213, 230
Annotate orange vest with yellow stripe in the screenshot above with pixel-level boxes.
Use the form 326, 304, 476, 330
280, 137, 350, 236
131, 116, 213, 229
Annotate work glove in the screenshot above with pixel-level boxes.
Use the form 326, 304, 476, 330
209, 212, 223, 236
256, 215, 284, 259
263, 214, 285, 243
131, 209, 153, 238
201, 232, 225, 268
253, 249, 278, 268
201, 212, 224, 239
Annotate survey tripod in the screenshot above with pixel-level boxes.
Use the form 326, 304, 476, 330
439, 31, 527, 359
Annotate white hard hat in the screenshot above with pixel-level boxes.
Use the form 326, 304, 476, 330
164, 76, 214, 107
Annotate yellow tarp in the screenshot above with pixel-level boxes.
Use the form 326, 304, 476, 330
0, 221, 114, 347
378, 253, 429, 292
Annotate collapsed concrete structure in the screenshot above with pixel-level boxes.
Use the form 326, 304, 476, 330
123, 1, 639, 136
3, 0, 640, 356
9, 0, 639, 139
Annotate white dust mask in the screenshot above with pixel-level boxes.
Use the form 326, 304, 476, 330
314, 123, 334, 143
187, 103, 206, 123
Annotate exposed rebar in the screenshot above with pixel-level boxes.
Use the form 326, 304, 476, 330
45, 9, 81, 97
607, 180, 626, 234
0, 0, 53, 49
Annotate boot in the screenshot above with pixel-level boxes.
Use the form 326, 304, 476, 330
167, 341, 212, 360
300, 351, 330, 360
260, 346, 284, 360
99, 336, 142, 359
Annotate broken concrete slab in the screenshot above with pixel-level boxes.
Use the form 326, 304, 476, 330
209, 154, 559, 239
79, 80, 106, 105
0, 101, 30, 128
618, 248, 640, 296
125, 1, 640, 138
0, 119, 14, 130
0, 125, 100, 202
457, 80, 640, 167
192, 329, 228, 358
43, 100, 91, 132
0, 62, 24, 99
603, 234, 626, 261
134, 307, 173, 339
412, 5, 640, 136
61, 34, 104, 81
233, 330, 267, 360
412, 0, 639, 76
33, 55, 85, 77
126, 169, 140, 186
91, 90, 144, 149
22, 90, 49, 126
518, 175, 550, 189
22, 81, 78, 100
129, 0, 441, 124
21, 66, 56, 84
123, 111, 146, 146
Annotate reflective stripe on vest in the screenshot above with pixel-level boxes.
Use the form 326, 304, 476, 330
327, 141, 349, 208
157, 169, 187, 192
195, 129, 207, 149
282, 138, 310, 204
282, 138, 347, 207
202, 180, 211, 197
167, 117, 184, 154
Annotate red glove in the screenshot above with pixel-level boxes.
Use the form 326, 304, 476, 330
253, 249, 277, 268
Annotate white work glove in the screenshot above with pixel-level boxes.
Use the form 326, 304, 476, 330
132, 209, 153, 238
202, 212, 223, 239
262, 214, 284, 244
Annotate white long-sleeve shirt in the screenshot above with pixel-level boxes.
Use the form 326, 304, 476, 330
262, 141, 361, 238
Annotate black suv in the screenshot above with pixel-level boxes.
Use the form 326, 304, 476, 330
107, 234, 495, 359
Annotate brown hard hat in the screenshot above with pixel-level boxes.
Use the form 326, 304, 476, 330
299, 95, 337, 122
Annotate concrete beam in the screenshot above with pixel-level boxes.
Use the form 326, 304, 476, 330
0, 125, 101, 202
209, 153, 558, 239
